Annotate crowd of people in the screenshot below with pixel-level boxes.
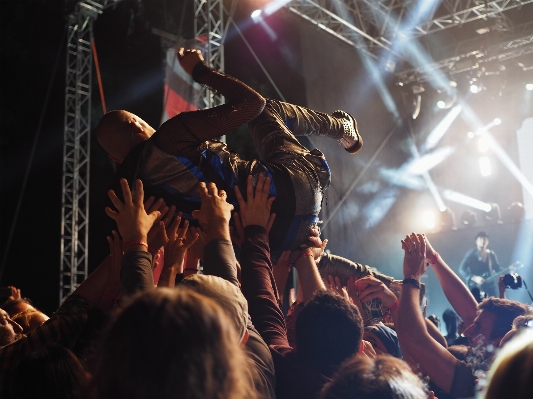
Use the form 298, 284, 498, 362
1, 48, 532, 399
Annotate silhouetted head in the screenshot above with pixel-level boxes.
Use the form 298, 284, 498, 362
0, 308, 22, 346
295, 290, 363, 376
320, 355, 428, 399
484, 329, 533, 399
92, 288, 253, 399
1, 343, 87, 399
12, 308, 49, 334
464, 297, 531, 346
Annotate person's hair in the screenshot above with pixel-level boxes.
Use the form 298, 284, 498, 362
91, 288, 254, 399
12, 308, 48, 333
443, 309, 458, 336
484, 329, 533, 399
295, 290, 363, 376
478, 298, 532, 340
512, 315, 533, 330
448, 345, 469, 361
320, 355, 428, 399
0, 298, 34, 316
0, 343, 88, 399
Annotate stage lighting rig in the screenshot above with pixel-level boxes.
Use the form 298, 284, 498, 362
440, 208, 457, 231
507, 202, 526, 222
484, 203, 503, 224
435, 81, 457, 110
461, 210, 477, 226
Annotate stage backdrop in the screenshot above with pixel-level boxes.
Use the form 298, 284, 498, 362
295, 16, 533, 329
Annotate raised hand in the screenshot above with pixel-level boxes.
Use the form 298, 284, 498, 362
159, 215, 199, 288
192, 182, 234, 238
177, 47, 204, 75
401, 232, 427, 280
353, 275, 398, 310
323, 275, 350, 302
423, 234, 438, 264
6, 286, 21, 301
302, 227, 327, 262
234, 174, 276, 229
186, 226, 206, 262
144, 197, 175, 251
360, 340, 377, 359
230, 212, 245, 248
105, 179, 160, 243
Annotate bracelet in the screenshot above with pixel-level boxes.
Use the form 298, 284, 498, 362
123, 240, 148, 251
292, 250, 314, 265
428, 252, 439, 265
402, 278, 421, 289
388, 299, 399, 312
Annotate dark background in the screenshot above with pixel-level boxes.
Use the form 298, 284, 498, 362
1, 0, 532, 324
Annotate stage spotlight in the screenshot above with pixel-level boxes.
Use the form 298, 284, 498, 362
437, 101, 446, 109
484, 203, 502, 224
479, 156, 492, 176
440, 208, 457, 230
443, 190, 492, 212
251, 9, 262, 21
423, 211, 437, 229
507, 202, 526, 222
467, 131, 475, 139
526, 83, 533, 91
493, 118, 501, 125
461, 210, 477, 226
470, 84, 481, 94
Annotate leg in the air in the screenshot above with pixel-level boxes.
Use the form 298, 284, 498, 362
249, 99, 363, 162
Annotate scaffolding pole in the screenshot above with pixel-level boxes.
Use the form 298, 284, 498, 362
194, 0, 225, 109
60, 0, 121, 303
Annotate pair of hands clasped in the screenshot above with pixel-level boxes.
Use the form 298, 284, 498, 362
401, 232, 440, 281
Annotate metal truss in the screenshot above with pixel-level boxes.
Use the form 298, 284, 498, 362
194, 0, 225, 109
287, 0, 533, 57
60, 0, 121, 302
415, 0, 533, 36
396, 31, 533, 84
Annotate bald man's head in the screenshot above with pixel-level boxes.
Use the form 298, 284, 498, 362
96, 110, 155, 162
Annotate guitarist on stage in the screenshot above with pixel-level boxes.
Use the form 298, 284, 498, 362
459, 231, 502, 297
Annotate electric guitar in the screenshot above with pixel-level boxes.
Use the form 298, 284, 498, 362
470, 262, 524, 293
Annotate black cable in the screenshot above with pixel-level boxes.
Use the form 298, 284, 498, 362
522, 280, 533, 303
0, 26, 67, 284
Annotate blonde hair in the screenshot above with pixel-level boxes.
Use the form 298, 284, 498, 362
483, 329, 533, 399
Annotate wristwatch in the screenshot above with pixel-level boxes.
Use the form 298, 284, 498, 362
402, 278, 421, 289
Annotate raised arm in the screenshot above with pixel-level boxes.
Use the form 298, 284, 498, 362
105, 178, 161, 297
425, 236, 477, 327
153, 48, 266, 153
236, 174, 290, 347
191, 181, 238, 285
159, 216, 198, 288
396, 233, 460, 395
